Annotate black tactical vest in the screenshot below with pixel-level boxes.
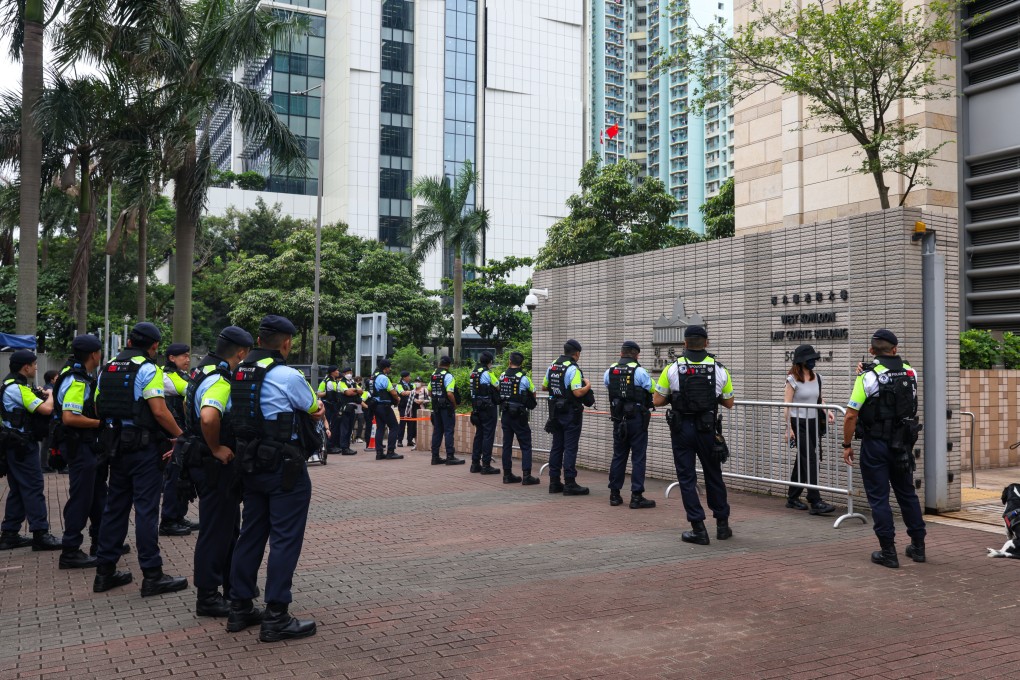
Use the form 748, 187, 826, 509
470, 365, 496, 402
229, 350, 287, 443
431, 370, 451, 406
321, 377, 341, 405
53, 361, 98, 426
671, 355, 718, 415
856, 357, 918, 441
338, 377, 357, 407
0, 374, 30, 431
163, 365, 188, 427
96, 348, 159, 431
547, 356, 578, 402
499, 371, 526, 405
607, 361, 647, 405
185, 355, 233, 445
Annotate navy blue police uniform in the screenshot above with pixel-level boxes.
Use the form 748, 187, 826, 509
469, 353, 500, 473
429, 360, 464, 465
498, 363, 539, 484
605, 341, 656, 508
543, 340, 591, 494
371, 360, 402, 459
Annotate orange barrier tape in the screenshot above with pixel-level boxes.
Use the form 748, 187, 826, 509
397, 409, 667, 422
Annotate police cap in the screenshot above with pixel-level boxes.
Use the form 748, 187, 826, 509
131, 322, 162, 343
400, 370, 410, 377
327, 364, 338, 374
378, 358, 392, 369
9, 349, 37, 371
872, 328, 898, 346
480, 351, 494, 365
71, 334, 102, 353
439, 355, 453, 366
564, 339, 583, 353
341, 367, 352, 374
218, 326, 254, 348
621, 340, 641, 353
258, 314, 298, 336
165, 342, 190, 358
684, 325, 708, 339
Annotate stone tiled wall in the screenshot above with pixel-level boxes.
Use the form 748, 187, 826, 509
960, 370, 1020, 470
531, 207, 962, 511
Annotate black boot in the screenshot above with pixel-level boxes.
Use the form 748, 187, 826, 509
480, 465, 501, 475
431, 454, 446, 465
716, 518, 733, 540
809, 500, 837, 515
469, 462, 481, 473
226, 599, 264, 632
445, 453, 466, 465
140, 567, 189, 597
609, 490, 624, 507
384, 451, 404, 460
32, 530, 62, 551
59, 549, 98, 569
93, 562, 133, 592
503, 472, 522, 484
905, 538, 926, 563
563, 480, 590, 496
259, 602, 317, 643
630, 493, 656, 509
521, 474, 540, 486
871, 538, 899, 568
196, 588, 231, 617
548, 478, 564, 494
340, 448, 357, 456
375, 452, 386, 460
681, 521, 710, 545
159, 520, 191, 537
0, 531, 32, 550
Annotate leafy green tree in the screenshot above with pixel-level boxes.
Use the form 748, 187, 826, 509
405, 160, 490, 365
701, 177, 734, 240
960, 329, 999, 370
390, 344, 434, 377
535, 158, 698, 271
461, 256, 532, 353
661, 0, 963, 209
1002, 332, 1020, 371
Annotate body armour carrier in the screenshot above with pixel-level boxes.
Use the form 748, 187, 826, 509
96, 348, 159, 431
164, 366, 188, 426
547, 357, 577, 403
338, 378, 358, 409
0, 374, 50, 440
185, 358, 234, 442
856, 357, 919, 447
499, 372, 526, 405
431, 370, 451, 408
607, 362, 648, 406
670, 356, 718, 416
470, 366, 497, 404
229, 352, 290, 444
50, 362, 98, 448
321, 378, 341, 405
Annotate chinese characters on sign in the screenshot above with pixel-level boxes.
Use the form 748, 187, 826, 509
771, 290, 850, 347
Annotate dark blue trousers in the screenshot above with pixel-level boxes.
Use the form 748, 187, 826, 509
161, 463, 185, 523
324, 403, 341, 451
229, 461, 311, 605
859, 438, 926, 542
431, 408, 456, 456
374, 404, 399, 455
670, 417, 729, 523
337, 407, 355, 451
501, 413, 533, 474
96, 442, 163, 568
548, 407, 583, 481
191, 460, 240, 594
609, 411, 648, 494
471, 404, 498, 466
61, 441, 107, 550
1, 439, 49, 532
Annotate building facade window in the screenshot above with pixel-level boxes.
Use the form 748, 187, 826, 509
379, 0, 415, 249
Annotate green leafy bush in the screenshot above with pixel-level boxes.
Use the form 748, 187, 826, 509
1002, 332, 1020, 370
960, 329, 999, 369
390, 344, 434, 378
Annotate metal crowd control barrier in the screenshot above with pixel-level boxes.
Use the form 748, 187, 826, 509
961, 411, 976, 488
526, 399, 866, 529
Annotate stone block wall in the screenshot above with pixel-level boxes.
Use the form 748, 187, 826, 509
960, 370, 1020, 469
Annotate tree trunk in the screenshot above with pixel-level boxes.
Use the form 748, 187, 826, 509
70, 157, 96, 335
16, 2, 44, 336
867, 148, 891, 210
453, 255, 463, 365
137, 202, 148, 318
172, 138, 198, 342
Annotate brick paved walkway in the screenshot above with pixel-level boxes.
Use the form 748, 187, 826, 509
2, 449, 1019, 679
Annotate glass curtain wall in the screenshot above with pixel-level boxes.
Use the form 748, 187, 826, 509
380, 0, 415, 249
443, 0, 477, 278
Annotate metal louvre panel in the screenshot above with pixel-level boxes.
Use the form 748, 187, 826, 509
970, 58, 1020, 84
970, 155, 1020, 177
972, 298, 1020, 315
969, 36, 1020, 62
968, 10, 1020, 40
969, 0, 1017, 17
971, 275, 1020, 291
971, 204, 1020, 222
971, 250, 1020, 268
971, 177, 1020, 199
971, 225, 1020, 245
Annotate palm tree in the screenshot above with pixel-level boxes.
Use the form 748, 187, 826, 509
406, 160, 490, 365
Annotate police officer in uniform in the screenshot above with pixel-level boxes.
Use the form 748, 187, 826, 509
395, 371, 413, 447
543, 339, 593, 496
53, 334, 107, 568
227, 315, 322, 641
605, 341, 656, 509
498, 352, 540, 485
0, 350, 61, 551
469, 352, 501, 475
335, 367, 360, 455
653, 326, 734, 544
843, 329, 925, 569
185, 326, 253, 617
317, 366, 343, 454
429, 356, 465, 466
160, 342, 194, 537
371, 359, 403, 460
93, 322, 188, 596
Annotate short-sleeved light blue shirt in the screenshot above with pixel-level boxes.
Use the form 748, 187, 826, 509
191, 362, 232, 422
2, 379, 43, 431
57, 365, 92, 416
260, 365, 317, 421
374, 373, 394, 403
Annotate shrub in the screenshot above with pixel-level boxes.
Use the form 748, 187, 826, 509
960, 329, 999, 369
1002, 332, 1020, 370
390, 344, 433, 377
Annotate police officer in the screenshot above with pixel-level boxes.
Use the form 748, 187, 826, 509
334, 367, 360, 455
53, 334, 107, 568
843, 329, 925, 569
0, 349, 61, 551
227, 315, 322, 641
395, 370, 413, 447
498, 352, 540, 485
469, 352, 501, 475
429, 356, 465, 465
543, 339, 593, 496
160, 342, 194, 537
653, 326, 734, 544
93, 322, 188, 596
605, 341, 656, 509
371, 359, 402, 460
186, 326, 253, 617
317, 365, 343, 454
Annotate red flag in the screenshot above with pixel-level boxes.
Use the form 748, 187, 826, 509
607, 124, 620, 139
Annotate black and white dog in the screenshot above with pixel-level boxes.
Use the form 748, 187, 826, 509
988, 483, 1020, 559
